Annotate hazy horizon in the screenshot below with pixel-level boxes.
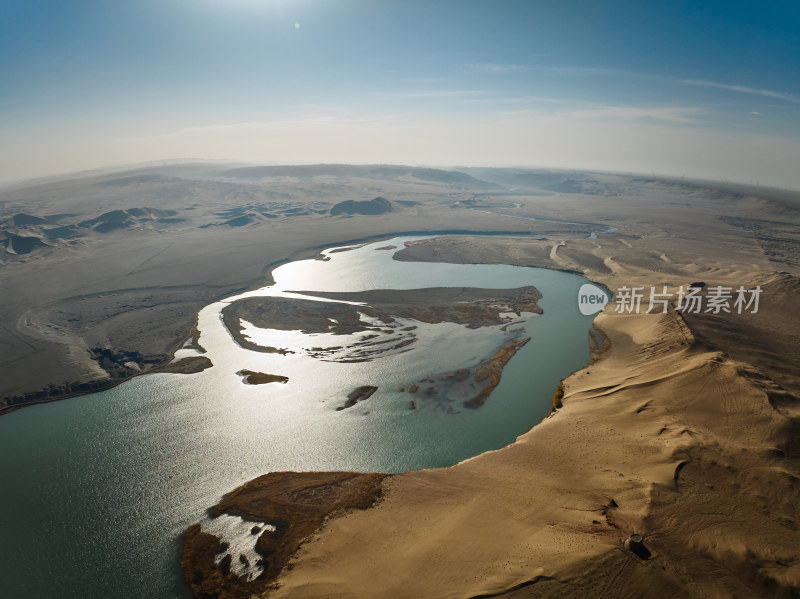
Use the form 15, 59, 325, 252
6, 159, 800, 197
2, 1, 799, 189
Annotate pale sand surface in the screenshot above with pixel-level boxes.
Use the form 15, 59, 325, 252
271, 305, 799, 597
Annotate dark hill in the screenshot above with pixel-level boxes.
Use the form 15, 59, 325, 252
330, 197, 393, 216
4, 233, 49, 255
42, 225, 80, 239
4, 213, 47, 227
79, 207, 179, 233
223, 214, 261, 227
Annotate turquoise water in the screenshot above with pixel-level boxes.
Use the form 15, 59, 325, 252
0, 236, 602, 598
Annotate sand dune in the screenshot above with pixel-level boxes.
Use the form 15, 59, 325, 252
266, 299, 800, 598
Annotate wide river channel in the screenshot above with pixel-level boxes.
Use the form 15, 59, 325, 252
0, 235, 605, 598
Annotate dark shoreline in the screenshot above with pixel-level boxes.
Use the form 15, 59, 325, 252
0, 319, 204, 416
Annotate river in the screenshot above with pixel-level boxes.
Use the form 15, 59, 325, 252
0, 235, 605, 598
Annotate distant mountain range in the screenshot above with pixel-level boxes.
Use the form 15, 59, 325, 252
217, 164, 501, 189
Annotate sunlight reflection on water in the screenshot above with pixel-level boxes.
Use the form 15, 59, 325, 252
0, 235, 600, 599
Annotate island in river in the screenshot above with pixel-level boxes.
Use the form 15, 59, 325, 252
221, 286, 541, 356
222, 285, 540, 409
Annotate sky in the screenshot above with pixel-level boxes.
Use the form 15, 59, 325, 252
1, 0, 799, 188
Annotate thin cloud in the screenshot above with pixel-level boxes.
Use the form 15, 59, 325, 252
500, 105, 701, 125
470, 95, 566, 105
126, 115, 384, 142
543, 65, 642, 78
467, 63, 528, 74
544, 66, 800, 105
574, 106, 700, 124
680, 79, 800, 103
369, 89, 486, 99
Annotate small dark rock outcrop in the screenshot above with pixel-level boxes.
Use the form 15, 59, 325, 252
337, 385, 378, 410
237, 370, 289, 385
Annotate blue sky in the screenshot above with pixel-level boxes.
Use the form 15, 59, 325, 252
2, 0, 799, 188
